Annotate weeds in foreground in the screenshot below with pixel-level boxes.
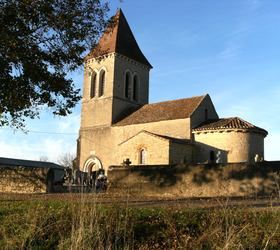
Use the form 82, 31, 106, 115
1, 196, 280, 249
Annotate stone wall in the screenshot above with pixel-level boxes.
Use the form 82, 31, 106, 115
79, 54, 151, 171
108, 161, 280, 197
114, 118, 191, 143
81, 55, 116, 128
190, 94, 219, 129
81, 54, 150, 128
118, 131, 170, 165
169, 142, 194, 165
194, 130, 265, 163
118, 132, 194, 166
113, 54, 150, 106
79, 118, 193, 173
79, 126, 114, 172
0, 167, 54, 194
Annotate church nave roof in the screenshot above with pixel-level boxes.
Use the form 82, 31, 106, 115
115, 95, 207, 126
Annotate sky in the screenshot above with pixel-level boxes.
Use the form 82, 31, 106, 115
1, 0, 280, 163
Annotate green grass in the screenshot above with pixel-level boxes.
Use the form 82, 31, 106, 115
1, 198, 280, 249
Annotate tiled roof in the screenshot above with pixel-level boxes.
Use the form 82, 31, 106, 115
119, 130, 191, 145
85, 9, 152, 68
0, 157, 65, 169
193, 117, 268, 135
114, 95, 207, 126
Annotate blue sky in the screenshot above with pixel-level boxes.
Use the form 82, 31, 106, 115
1, 0, 279, 162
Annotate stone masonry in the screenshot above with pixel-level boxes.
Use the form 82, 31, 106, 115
108, 161, 280, 198
0, 166, 54, 194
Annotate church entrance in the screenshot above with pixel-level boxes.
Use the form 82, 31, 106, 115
83, 156, 104, 185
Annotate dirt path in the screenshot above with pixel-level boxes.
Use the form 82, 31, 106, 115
1, 193, 280, 210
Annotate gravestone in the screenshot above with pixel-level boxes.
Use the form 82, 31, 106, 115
216, 151, 223, 163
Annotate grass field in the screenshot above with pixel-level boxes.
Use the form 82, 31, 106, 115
1, 194, 280, 249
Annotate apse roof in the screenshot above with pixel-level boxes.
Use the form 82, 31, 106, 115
114, 95, 207, 126
85, 9, 152, 68
193, 117, 268, 135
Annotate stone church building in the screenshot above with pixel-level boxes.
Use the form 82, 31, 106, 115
75, 9, 267, 174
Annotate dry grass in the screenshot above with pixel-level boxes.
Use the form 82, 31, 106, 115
1, 193, 280, 249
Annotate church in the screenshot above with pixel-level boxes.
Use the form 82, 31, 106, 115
75, 9, 267, 174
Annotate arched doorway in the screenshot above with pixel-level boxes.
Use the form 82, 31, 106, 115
83, 157, 103, 185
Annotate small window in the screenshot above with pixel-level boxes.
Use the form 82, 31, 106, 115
125, 72, 131, 99
140, 149, 146, 164
205, 109, 208, 120
210, 150, 215, 162
99, 70, 105, 96
90, 73, 96, 98
133, 75, 139, 102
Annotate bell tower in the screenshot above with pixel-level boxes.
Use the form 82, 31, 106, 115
80, 9, 152, 129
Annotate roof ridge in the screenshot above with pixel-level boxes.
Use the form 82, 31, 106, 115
119, 130, 191, 146
118, 130, 170, 145
221, 117, 255, 128
189, 94, 208, 116
115, 94, 209, 126
112, 9, 121, 52
147, 94, 207, 107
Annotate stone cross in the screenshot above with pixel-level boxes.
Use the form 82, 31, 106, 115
122, 158, 131, 166
120, 0, 123, 9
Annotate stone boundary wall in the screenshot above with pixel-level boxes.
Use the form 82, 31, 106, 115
108, 161, 280, 197
0, 167, 54, 194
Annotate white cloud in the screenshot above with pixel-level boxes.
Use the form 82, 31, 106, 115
42, 137, 76, 162
0, 134, 76, 163
58, 113, 81, 132
0, 140, 44, 161
219, 41, 241, 60
218, 0, 263, 61
0, 103, 80, 164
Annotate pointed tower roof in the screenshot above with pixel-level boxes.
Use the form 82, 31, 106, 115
85, 9, 152, 68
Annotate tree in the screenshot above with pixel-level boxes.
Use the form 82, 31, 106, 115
38, 155, 49, 162
0, 0, 110, 128
57, 151, 75, 168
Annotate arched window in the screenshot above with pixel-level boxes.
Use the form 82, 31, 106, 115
210, 150, 215, 162
133, 75, 139, 102
99, 70, 105, 97
140, 149, 146, 164
90, 73, 96, 98
205, 109, 208, 120
125, 72, 131, 99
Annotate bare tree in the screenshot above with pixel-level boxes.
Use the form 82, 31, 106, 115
38, 156, 49, 162
57, 152, 76, 168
